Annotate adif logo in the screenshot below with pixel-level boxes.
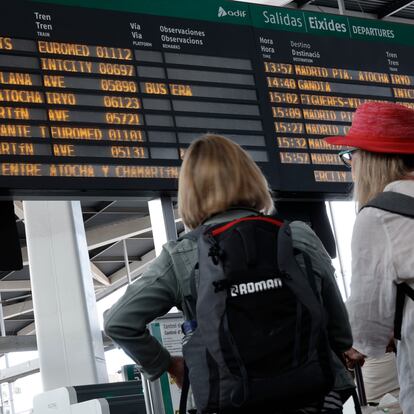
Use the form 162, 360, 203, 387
218, 6, 227, 17
218, 6, 247, 18
230, 278, 283, 297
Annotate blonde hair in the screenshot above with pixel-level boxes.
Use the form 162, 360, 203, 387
353, 150, 414, 208
178, 134, 274, 229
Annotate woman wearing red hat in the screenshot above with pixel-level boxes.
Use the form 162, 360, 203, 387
325, 102, 414, 411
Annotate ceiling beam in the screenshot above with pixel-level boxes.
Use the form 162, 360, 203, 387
86, 210, 179, 250
22, 212, 179, 264
90, 263, 111, 286
22, 216, 151, 266
0, 281, 31, 292
86, 215, 153, 250
295, 0, 313, 8
4, 254, 156, 321
18, 322, 36, 336
0, 333, 113, 353
83, 200, 116, 225
96, 250, 156, 300
20, 213, 178, 301
0, 358, 39, 384
109, 250, 156, 286
22, 248, 110, 287
3, 300, 33, 319
92, 256, 141, 263
21, 215, 155, 264
82, 207, 148, 215
376, 0, 414, 18
0, 335, 37, 353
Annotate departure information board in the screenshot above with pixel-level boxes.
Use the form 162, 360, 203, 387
1, 0, 414, 198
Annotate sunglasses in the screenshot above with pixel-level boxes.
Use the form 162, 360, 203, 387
339, 149, 358, 168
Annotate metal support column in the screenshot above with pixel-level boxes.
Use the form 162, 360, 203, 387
23, 201, 108, 390
144, 196, 178, 414
122, 240, 132, 286
337, 0, 346, 15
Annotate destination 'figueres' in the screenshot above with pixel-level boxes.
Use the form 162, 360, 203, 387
262, 10, 347, 34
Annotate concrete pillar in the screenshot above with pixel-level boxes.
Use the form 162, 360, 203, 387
23, 201, 108, 390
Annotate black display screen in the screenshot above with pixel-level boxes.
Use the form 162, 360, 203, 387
0, 0, 413, 197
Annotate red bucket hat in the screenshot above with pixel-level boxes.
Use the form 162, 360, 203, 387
324, 102, 414, 154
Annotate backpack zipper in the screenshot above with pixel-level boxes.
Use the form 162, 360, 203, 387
211, 216, 283, 237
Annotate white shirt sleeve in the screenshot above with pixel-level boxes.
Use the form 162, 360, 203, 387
346, 208, 397, 358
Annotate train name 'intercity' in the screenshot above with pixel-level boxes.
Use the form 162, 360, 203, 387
41, 58, 93, 73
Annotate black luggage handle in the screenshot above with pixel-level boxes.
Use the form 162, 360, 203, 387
354, 363, 367, 407
179, 363, 190, 414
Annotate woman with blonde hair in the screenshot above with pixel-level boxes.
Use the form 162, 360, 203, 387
324, 102, 414, 411
104, 134, 353, 413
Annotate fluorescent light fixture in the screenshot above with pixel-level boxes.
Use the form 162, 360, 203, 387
233, 0, 293, 6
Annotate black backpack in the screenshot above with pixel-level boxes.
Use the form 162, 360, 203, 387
179, 215, 334, 413
362, 191, 414, 341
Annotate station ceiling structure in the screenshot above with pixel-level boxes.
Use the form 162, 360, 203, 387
311, 1, 414, 19
0, 199, 183, 340
236, 0, 414, 20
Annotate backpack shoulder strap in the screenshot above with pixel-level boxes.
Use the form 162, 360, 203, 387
277, 223, 322, 316
362, 191, 414, 218
301, 251, 321, 303
178, 226, 206, 320
394, 282, 414, 340
178, 225, 206, 242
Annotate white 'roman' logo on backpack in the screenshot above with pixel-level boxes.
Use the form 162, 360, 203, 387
230, 278, 283, 297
